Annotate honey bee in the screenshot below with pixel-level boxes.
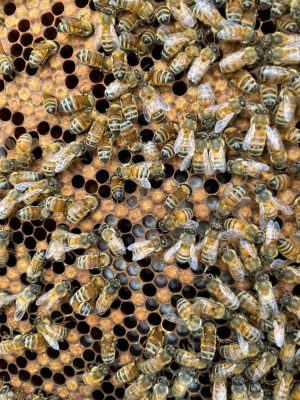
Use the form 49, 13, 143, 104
105, 69, 142, 100
26, 249, 47, 283
173, 349, 207, 369
267, 312, 286, 348
188, 45, 219, 84
97, 223, 126, 256
244, 349, 278, 381
272, 370, 293, 400
116, 161, 165, 189
144, 69, 175, 86
253, 184, 293, 226
0, 42, 15, 78
265, 47, 300, 65
0, 385, 20, 400
198, 83, 215, 113
170, 368, 195, 400
238, 238, 261, 273
226, 0, 243, 23
227, 158, 270, 177
272, 263, 300, 284
124, 374, 156, 400
139, 82, 170, 123
101, 332, 116, 364
42, 141, 66, 176
75, 252, 111, 270
276, 88, 296, 130
66, 195, 99, 224
96, 279, 121, 315
0, 333, 25, 356
10, 171, 44, 189
36, 280, 71, 311
164, 297, 202, 334
0, 158, 19, 175
219, 340, 263, 361
270, 0, 290, 19
0, 189, 22, 219
217, 25, 258, 44
260, 84, 278, 110
18, 178, 57, 205
173, 114, 197, 170
161, 142, 175, 160
142, 142, 160, 162
118, 119, 140, 152
165, 184, 192, 210
119, 93, 138, 122
138, 346, 175, 374
258, 66, 292, 84
161, 28, 199, 60
209, 133, 228, 174
98, 8, 119, 54
281, 294, 300, 318
220, 246, 246, 282
158, 208, 194, 233
43, 195, 72, 213
231, 376, 248, 400
197, 221, 222, 267
236, 288, 261, 315
82, 364, 109, 386
128, 235, 167, 261
114, 360, 139, 384
193, 297, 226, 319
277, 14, 298, 32
15, 133, 35, 167
151, 376, 169, 400
29, 40, 59, 68
35, 316, 67, 350
43, 93, 59, 115
57, 15, 94, 37
106, 105, 122, 136
111, 49, 127, 81
4, 284, 41, 321
167, 0, 196, 28
153, 122, 178, 144
193, 0, 231, 30
170, 46, 200, 76
59, 94, 95, 114
204, 274, 240, 310
46, 228, 97, 262
219, 46, 262, 74
279, 333, 296, 366
70, 110, 98, 135
229, 69, 259, 93
215, 96, 246, 133
192, 134, 207, 174
211, 361, 247, 381
110, 0, 154, 23
48, 141, 86, 174
216, 183, 249, 218
261, 220, 280, 261
119, 32, 150, 56
118, 11, 140, 32
164, 226, 198, 268
223, 218, 264, 244
200, 322, 217, 361
70, 275, 105, 313
0, 228, 9, 269
109, 175, 125, 203
75, 50, 112, 71
97, 132, 114, 163
248, 383, 264, 400
262, 32, 300, 48
144, 326, 165, 359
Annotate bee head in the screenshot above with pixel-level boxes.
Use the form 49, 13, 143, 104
187, 113, 197, 121
281, 293, 292, 305
34, 316, 42, 325
87, 234, 97, 245
264, 49, 273, 62
261, 34, 273, 48
232, 375, 245, 385
110, 279, 121, 289
253, 183, 265, 194
227, 160, 233, 172
203, 274, 213, 285
209, 132, 220, 140
157, 376, 169, 386
272, 268, 284, 280
115, 167, 122, 178
102, 7, 115, 16
31, 284, 41, 294
210, 220, 222, 231
160, 236, 168, 247
249, 383, 262, 394
158, 219, 168, 233
239, 96, 246, 107
62, 279, 71, 289
165, 345, 176, 356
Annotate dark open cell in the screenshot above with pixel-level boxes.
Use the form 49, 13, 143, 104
13, 231, 24, 244
41, 12, 54, 26
96, 99, 109, 113
20, 33, 33, 46
50, 125, 62, 138
118, 219, 132, 233
83, 349, 95, 362
63, 130, 76, 143
34, 227, 47, 241
154, 274, 168, 288
75, 0, 89, 6
22, 221, 33, 235
152, 45, 163, 60
132, 155, 144, 164
24, 237, 36, 250
217, 325, 232, 339
0, 80, 4, 92
41, 367, 52, 379
4, 136, 16, 150
23, 47, 32, 60
140, 57, 154, 71
204, 179, 219, 194
85, 179, 98, 193
96, 169, 109, 183
18, 370, 30, 381
8, 363, 18, 375
44, 26, 57, 40
92, 391, 104, 400
120, 301, 135, 315
91, 327, 102, 340
60, 44, 73, 59
7, 253, 16, 268
168, 279, 182, 293
4, 2, 16, 15
65, 75, 79, 89
0, 108, 11, 121
63, 60, 75, 74
63, 366, 75, 377
102, 382, 114, 395
124, 316, 137, 329
16, 357, 27, 369
12, 112, 24, 126
31, 375, 43, 386
141, 129, 154, 142
8, 30, 20, 42
115, 388, 125, 399
130, 344, 143, 357
93, 84, 105, 98
261, 20, 277, 34
26, 64, 38, 76
140, 268, 154, 282
216, 171, 231, 183
172, 81, 187, 96
104, 73, 115, 85
73, 358, 85, 369
90, 69, 104, 83
182, 285, 196, 299
0, 360, 7, 370
14, 58, 26, 72
37, 121, 50, 135
44, 218, 56, 232
53, 262, 65, 274
127, 52, 139, 66
118, 149, 131, 163
72, 174, 85, 188
78, 321, 90, 334
53, 373, 66, 385
52, 2, 64, 15
146, 298, 159, 311
117, 338, 129, 351
114, 324, 126, 336
99, 184, 111, 198
80, 334, 93, 347
164, 163, 174, 178
143, 283, 157, 296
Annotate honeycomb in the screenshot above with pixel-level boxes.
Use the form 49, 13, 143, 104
0, 0, 299, 399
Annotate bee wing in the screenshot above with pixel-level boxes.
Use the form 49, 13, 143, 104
128, 240, 150, 251
273, 319, 285, 348
219, 49, 245, 72
217, 27, 238, 41
17, 188, 44, 203
265, 220, 280, 245
195, 237, 207, 253
242, 123, 256, 151
180, 132, 195, 171
55, 154, 76, 173
163, 313, 185, 325
36, 288, 60, 310
259, 202, 267, 228
270, 259, 292, 269
46, 239, 71, 260
236, 331, 249, 355
266, 126, 281, 151
188, 58, 211, 83
0, 197, 16, 219
170, 1, 196, 27
42, 333, 60, 350
174, 128, 185, 154
0, 293, 18, 307
164, 240, 182, 261
181, 220, 199, 230
45, 322, 65, 340
163, 33, 189, 46
210, 143, 226, 173
252, 356, 268, 382
248, 160, 270, 175
282, 94, 295, 122
219, 229, 239, 240
189, 244, 198, 270
133, 178, 151, 188
0, 41, 7, 55
110, 233, 126, 254
215, 112, 235, 134
240, 239, 257, 258
14, 181, 38, 191
204, 146, 213, 176
14, 296, 32, 321
270, 196, 294, 215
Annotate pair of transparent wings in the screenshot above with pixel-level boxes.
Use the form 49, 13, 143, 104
3, 287, 38, 321
188, 54, 214, 84
36, 284, 69, 311
38, 321, 66, 350
45, 238, 73, 260
107, 233, 126, 255
140, 90, 170, 123
243, 123, 281, 153
169, 1, 196, 28
127, 239, 157, 261
258, 194, 293, 228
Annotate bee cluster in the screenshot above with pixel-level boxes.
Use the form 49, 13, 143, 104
0, 0, 300, 399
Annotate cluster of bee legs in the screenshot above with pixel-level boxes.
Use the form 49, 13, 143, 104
1, 0, 300, 399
